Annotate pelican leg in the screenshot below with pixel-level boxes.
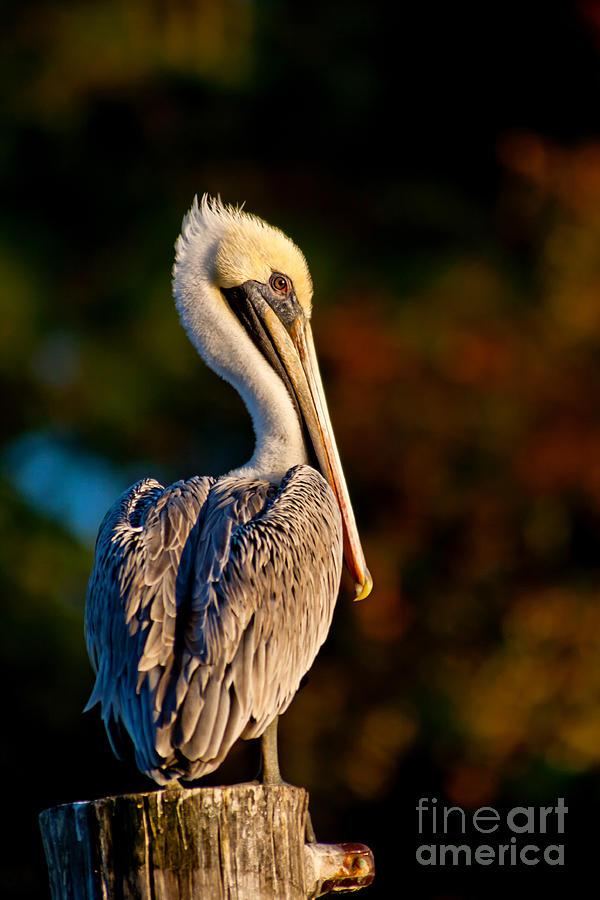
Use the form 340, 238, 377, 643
260, 716, 283, 785
260, 717, 317, 843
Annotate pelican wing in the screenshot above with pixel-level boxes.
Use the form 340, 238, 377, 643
84, 475, 213, 771
85, 465, 343, 783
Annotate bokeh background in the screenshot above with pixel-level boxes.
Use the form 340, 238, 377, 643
3, 1, 600, 897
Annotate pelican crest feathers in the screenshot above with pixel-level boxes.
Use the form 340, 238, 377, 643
174, 195, 313, 312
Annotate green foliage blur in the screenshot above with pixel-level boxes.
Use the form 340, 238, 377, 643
3, 1, 600, 896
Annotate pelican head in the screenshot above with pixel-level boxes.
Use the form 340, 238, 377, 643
173, 195, 372, 600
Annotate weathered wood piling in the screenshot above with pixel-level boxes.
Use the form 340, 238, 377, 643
39, 783, 374, 899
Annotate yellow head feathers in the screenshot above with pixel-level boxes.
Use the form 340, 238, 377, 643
175, 195, 313, 315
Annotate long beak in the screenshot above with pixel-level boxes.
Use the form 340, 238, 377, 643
262, 305, 373, 601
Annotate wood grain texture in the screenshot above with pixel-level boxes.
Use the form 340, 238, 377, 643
40, 784, 311, 899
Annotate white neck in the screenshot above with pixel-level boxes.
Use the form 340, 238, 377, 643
174, 280, 308, 483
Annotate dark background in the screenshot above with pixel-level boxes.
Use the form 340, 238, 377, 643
3, 1, 600, 896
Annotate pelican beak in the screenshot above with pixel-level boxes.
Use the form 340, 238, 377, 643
261, 304, 373, 601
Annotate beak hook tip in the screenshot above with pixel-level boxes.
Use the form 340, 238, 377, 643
354, 568, 373, 602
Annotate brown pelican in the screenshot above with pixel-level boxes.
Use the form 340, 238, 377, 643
85, 196, 372, 791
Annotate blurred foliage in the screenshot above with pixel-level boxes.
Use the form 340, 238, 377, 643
2, 0, 600, 897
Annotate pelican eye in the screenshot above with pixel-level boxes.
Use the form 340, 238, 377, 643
269, 273, 291, 295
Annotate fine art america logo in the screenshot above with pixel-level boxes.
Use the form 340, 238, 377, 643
416, 797, 567, 866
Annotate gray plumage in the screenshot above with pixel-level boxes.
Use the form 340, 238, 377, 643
85, 465, 342, 784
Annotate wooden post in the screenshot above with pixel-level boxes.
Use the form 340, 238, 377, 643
39, 783, 374, 899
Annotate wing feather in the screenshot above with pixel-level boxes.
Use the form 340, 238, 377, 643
84, 465, 343, 783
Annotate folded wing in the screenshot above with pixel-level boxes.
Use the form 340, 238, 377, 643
85, 465, 343, 783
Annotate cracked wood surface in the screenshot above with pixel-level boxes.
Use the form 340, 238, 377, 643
39, 783, 373, 899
